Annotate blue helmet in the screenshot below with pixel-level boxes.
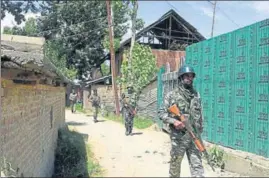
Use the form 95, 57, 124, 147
178, 65, 196, 78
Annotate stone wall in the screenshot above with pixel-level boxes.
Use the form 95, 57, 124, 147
1, 79, 65, 177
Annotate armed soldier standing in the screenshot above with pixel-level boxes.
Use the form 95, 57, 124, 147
158, 65, 204, 177
69, 89, 78, 113
122, 86, 137, 136
89, 89, 101, 123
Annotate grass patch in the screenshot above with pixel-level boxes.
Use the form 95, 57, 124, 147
65, 103, 86, 113
53, 127, 103, 177
105, 112, 154, 129
207, 145, 227, 169
76, 103, 86, 113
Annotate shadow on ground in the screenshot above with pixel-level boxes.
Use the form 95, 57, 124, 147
66, 121, 88, 126
53, 126, 92, 177
96, 120, 106, 123
131, 132, 143, 136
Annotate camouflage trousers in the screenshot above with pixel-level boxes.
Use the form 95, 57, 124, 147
123, 109, 134, 135
93, 106, 98, 122
70, 101, 76, 113
169, 128, 204, 178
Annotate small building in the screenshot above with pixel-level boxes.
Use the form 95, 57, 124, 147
1, 34, 72, 177
82, 9, 205, 116
82, 75, 114, 111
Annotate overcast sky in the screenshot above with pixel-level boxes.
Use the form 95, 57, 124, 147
1, 1, 269, 40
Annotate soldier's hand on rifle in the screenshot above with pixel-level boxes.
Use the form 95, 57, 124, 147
173, 120, 185, 130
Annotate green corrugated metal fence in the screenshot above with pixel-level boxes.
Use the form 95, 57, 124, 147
185, 18, 269, 157
157, 18, 269, 158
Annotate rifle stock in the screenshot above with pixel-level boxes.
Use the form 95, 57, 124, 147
168, 104, 215, 172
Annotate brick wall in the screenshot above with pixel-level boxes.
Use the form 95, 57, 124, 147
1, 79, 65, 177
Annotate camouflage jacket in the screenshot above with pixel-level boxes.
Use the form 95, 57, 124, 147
158, 84, 203, 133
122, 92, 137, 108
69, 93, 78, 102
89, 95, 101, 107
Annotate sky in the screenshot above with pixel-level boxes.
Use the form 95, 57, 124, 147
1, 1, 269, 40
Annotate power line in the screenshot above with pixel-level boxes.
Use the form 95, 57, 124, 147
206, 1, 240, 28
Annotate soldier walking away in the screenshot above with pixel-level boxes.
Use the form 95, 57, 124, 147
89, 89, 101, 123
158, 65, 204, 177
122, 86, 137, 136
69, 89, 78, 113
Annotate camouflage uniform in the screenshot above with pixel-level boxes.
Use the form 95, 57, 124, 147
122, 87, 137, 136
69, 91, 78, 113
158, 65, 204, 178
89, 91, 101, 123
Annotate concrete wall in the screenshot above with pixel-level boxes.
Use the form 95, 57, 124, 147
1, 78, 65, 177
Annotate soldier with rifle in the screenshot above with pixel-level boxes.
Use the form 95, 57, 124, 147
158, 65, 213, 177
122, 86, 137, 136
89, 89, 101, 123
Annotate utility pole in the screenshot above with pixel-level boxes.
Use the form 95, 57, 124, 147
106, 0, 120, 115
211, 1, 217, 38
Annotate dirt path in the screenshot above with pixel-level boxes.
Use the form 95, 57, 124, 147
66, 110, 244, 177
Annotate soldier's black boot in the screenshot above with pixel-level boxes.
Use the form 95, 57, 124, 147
94, 116, 98, 123
125, 129, 129, 136
128, 126, 133, 135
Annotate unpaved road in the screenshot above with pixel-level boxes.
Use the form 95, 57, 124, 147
66, 110, 244, 177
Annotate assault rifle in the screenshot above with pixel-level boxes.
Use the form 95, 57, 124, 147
168, 104, 215, 172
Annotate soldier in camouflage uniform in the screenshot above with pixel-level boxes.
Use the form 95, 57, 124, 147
158, 65, 204, 177
69, 89, 78, 113
122, 86, 137, 136
89, 89, 101, 123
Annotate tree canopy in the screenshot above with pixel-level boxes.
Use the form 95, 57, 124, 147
1, 1, 145, 80
36, 1, 144, 80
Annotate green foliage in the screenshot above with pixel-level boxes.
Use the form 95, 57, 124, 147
101, 62, 110, 76
105, 112, 154, 129
118, 42, 158, 95
208, 145, 227, 169
37, 1, 134, 79
3, 26, 13, 35
24, 17, 38, 36
1, 1, 42, 24
76, 103, 86, 113
53, 127, 103, 177
102, 1, 144, 52
133, 116, 155, 129
3, 17, 38, 37
44, 41, 77, 80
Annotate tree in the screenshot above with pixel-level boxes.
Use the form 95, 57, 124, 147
24, 17, 38, 36
128, 0, 138, 84
118, 42, 158, 99
37, 1, 144, 80
3, 26, 13, 35
1, 1, 47, 24
44, 40, 77, 80
3, 17, 38, 37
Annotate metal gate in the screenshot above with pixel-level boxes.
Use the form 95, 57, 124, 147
156, 56, 186, 131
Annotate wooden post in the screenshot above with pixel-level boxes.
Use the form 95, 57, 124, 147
106, 0, 120, 115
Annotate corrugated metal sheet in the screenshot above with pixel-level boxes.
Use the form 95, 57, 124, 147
152, 49, 185, 72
